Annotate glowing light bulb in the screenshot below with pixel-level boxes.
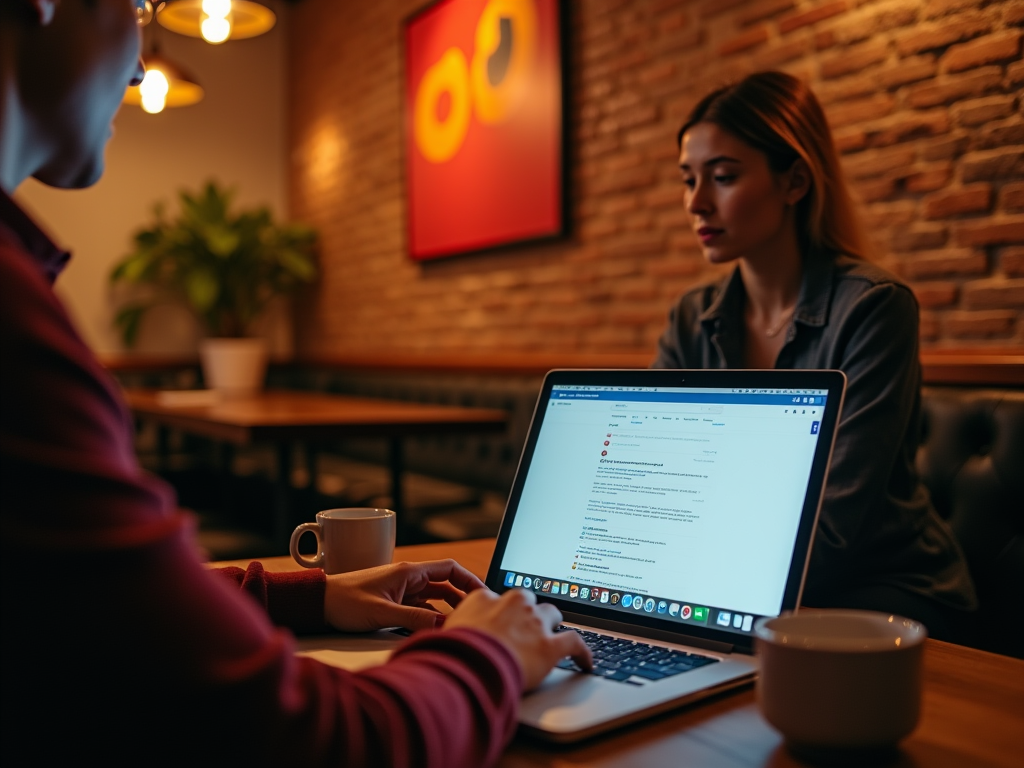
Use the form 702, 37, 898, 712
200, 0, 232, 43
201, 15, 231, 43
140, 68, 169, 114
202, 0, 231, 16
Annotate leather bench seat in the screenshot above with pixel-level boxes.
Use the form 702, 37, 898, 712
918, 387, 1024, 658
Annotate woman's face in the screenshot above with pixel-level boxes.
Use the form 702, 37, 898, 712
678, 122, 799, 265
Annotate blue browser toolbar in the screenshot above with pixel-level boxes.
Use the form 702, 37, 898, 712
549, 390, 826, 406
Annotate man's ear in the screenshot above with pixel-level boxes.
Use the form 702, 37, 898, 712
21, 0, 59, 25
784, 158, 812, 206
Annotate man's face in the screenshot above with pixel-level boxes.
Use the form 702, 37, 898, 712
21, 0, 145, 189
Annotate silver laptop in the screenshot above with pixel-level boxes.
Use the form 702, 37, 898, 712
480, 368, 846, 742
297, 369, 845, 743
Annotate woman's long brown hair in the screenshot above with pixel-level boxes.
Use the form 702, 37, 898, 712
678, 71, 870, 260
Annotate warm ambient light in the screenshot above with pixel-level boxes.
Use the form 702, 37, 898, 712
156, 0, 276, 43
200, 0, 231, 44
122, 52, 204, 114
200, 15, 231, 43
139, 68, 170, 113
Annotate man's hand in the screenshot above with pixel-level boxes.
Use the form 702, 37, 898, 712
324, 559, 485, 633
443, 588, 593, 691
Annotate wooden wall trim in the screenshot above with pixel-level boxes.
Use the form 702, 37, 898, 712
100, 349, 1024, 386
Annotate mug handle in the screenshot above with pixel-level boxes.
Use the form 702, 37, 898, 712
289, 522, 324, 569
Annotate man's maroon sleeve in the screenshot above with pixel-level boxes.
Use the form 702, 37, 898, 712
217, 562, 331, 634
0, 239, 521, 767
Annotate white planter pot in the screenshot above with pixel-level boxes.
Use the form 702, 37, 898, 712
199, 338, 268, 395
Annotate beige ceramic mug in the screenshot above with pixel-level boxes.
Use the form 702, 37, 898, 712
754, 610, 927, 756
289, 508, 396, 574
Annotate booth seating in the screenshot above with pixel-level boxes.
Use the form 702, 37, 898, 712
918, 387, 1024, 658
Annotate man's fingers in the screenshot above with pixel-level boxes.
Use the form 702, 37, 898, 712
405, 559, 486, 593
385, 604, 445, 631
535, 601, 563, 629
507, 586, 536, 606
552, 630, 593, 671
407, 581, 465, 605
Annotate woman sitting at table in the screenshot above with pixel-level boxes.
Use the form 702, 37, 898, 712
0, 3, 588, 767
652, 71, 976, 640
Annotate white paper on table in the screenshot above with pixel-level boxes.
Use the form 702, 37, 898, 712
294, 630, 406, 672
155, 389, 221, 407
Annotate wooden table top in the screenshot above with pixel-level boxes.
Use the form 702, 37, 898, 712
217, 539, 1024, 768
123, 388, 508, 444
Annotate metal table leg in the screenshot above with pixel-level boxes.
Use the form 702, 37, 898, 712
273, 442, 294, 550
389, 437, 411, 544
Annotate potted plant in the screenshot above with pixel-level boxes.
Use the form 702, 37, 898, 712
110, 180, 317, 394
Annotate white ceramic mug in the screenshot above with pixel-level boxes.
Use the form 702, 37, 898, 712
289, 508, 396, 574
754, 610, 927, 754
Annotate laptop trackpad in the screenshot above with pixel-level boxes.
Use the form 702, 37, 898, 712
519, 661, 754, 742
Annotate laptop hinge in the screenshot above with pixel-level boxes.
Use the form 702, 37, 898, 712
560, 611, 737, 655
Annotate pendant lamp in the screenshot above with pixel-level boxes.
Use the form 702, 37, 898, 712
155, 0, 277, 45
123, 49, 204, 114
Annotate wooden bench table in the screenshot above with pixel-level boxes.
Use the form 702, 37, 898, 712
125, 388, 507, 545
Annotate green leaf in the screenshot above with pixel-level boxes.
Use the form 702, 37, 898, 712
275, 246, 317, 281
202, 225, 240, 257
113, 304, 149, 348
185, 269, 219, 312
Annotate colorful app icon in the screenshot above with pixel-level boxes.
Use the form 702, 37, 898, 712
668, 603, 680, 617
693, 606, 708, 622
590, 588, 599, 601
561, 583, 569, 595
514, 574, 524, 587
681, 605, 692, 620
580, 587, 590, 600
657, 600, 668, 614
732, 613, 742, 628
534, 579, 543, 591
542, 580, 552, 593
600, 591, 610, 603
523, 576, 532, 588
716, 611, 732, 627
621, 594, 633, 608
504, 572, 516, 587
610, 593, 620, 605
644, 598, 655, 613
551, 581, 560, 593
633, 596, 644, 611
569, 584, 579, 598
742, 615, 754, 632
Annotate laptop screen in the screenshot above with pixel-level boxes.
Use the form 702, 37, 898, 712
490, 371, 844, 644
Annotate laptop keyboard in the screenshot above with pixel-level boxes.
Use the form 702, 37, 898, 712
555, 626, 718, 684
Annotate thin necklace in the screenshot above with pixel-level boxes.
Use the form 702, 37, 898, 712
764, 307, 796, 338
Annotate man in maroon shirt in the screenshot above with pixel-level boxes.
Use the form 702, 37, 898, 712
0, 2, 589, 766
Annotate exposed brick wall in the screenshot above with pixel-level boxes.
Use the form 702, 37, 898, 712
288, 0, 1024, 355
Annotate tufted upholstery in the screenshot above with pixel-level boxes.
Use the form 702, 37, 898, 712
917, 387, 1024, 658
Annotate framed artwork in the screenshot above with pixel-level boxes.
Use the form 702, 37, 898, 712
404, 0, 566, 260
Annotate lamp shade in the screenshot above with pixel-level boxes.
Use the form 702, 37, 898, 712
156, 0, 276, 43
122, 52, 204, 114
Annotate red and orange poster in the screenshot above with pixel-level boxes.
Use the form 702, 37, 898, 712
405, 0, 564, 260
